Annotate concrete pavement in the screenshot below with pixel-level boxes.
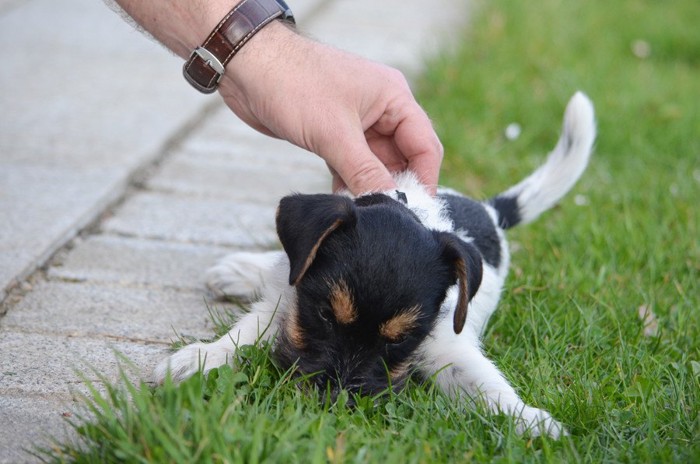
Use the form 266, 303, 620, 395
0, 0, 469, 461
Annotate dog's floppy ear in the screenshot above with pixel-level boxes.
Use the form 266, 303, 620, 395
437, 233, 483, 334
276, 194, 357, 286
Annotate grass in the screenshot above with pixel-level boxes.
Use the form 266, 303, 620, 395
45, 0, 699, 462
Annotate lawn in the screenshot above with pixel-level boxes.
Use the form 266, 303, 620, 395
46, 0, 699, 462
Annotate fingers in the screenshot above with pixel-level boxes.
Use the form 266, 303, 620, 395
313, 61, 441, 196
319, 121, 398, 196
218, 29, 443, 196
367, 70, 443, 195
326, 165, 345, 192
324, 113, 441, 195
383, 103, 443, 196
330, 147, 397, 195
403, 137, 443, 195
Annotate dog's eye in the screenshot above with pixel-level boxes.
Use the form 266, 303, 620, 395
386, 333, 409, 345
318, 307, 334, 325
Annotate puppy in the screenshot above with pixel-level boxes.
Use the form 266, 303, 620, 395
154, 92, 596, 438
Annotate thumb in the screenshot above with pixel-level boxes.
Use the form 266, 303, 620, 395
319, 127, 397, 196
325, 165, 346, 192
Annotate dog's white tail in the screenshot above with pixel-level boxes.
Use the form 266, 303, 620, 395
489, 92, 596, 229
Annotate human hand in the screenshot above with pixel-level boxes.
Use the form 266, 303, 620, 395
218, 22, 443, 195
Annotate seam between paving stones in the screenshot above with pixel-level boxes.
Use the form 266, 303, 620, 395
1, 327, 173, 346
45, 275, 222, 295
3, 269, 236, 323
94, 229, 280, 250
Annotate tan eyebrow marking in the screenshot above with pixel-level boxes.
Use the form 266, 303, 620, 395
330, 280, 357, 325
380, 305, 422, 342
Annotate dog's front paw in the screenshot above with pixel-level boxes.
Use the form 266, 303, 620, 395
153, 342, 233, 384
205, 251, 279, 300
515, 406, 568, 439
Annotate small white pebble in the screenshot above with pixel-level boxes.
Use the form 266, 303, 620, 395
632, 39, 651, 59
574, 194, 589, 206
509, 241, 523, 254
638, 305, 659, 337
505, 123, 521, 140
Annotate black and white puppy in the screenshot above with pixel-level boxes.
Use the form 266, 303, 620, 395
154, 93, 596, 438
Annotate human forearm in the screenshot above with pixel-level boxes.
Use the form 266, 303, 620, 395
112, 0, 240, 58
108, 0, 443, 195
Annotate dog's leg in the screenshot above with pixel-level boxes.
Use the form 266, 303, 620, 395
152, 303, 280, 384
420, 338, 566, 438
206, 250, 284, 299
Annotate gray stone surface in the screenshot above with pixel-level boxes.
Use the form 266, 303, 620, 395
0, 330, 165, 395
0, 393, 75, 464
0, 0, 206, 169
307, 0, 469, 76
0, 0, 469, 461
102, 192, 280, 247
48, 235, 231, 290
1, 281, 220, 342
146, 106, 331, 201
0, 0, 211, 299
147, 155, 329, 202
0, 166, 124, 301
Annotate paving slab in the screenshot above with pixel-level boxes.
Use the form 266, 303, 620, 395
0, 0, 211, 300
1, 281, 222, 342
147, 155, 329, 202
0, 393, 76, 464
145, 104, 331, 201
0, 165, 125, 303
47, 235, 233, 291
306, 0, 469, 77
101, 192, 280, 247
0, 0, 208, 169
0, 330, 165, 396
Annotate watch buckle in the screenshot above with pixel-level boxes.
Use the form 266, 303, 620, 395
193, 47, 225, 76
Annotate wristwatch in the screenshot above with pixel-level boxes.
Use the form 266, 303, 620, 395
183, 0, 295, 94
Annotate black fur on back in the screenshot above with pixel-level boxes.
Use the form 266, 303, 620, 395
439, 193, 504, 268
488, 195, 521, 230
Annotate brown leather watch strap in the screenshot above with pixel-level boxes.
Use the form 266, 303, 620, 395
183, 0, 295, 94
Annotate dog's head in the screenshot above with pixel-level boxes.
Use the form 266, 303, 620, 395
272, 192, 483, 398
